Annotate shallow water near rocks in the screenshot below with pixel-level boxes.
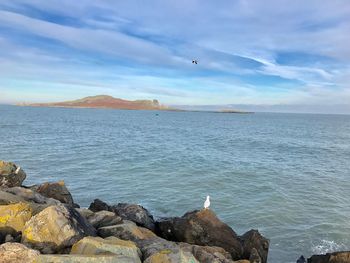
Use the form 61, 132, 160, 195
1, 105, 350, 262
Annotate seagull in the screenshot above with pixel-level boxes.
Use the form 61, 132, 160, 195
204, 195, 210, 209
192, 59, 198, 64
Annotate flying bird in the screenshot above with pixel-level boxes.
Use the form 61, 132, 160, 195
192, 59, 198, 64
204, 195, 210, 209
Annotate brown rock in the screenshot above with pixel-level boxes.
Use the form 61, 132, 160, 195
71, 236, 141, 262
241, 230, 269, 263
180, 243, 234, 263
22, 204, 96, 253
98, 220, 156, 242
32, 181, 74, 205
156, 209, 243, 260
308, 251, 350, 263
0, 160, 26, 187
0, 242, 39, 263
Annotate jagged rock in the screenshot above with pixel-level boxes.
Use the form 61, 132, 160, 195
71, 236, 141, 262
22, 204, 96, 253
0, 160, 26, 187
297, 255, 306, 263
0, 242, 40, 263
31, 181, 74, 205
110, 203, 155, 231
0, 202, 32, 238
98, 220, 156, 241
89, 199, 111, 212
156, 209, 243, 260
35, 254, 136, 263
87, 210, 123, 228
308, 251, 350, 263
241, 230, 269, 263
180, 243, 234, 263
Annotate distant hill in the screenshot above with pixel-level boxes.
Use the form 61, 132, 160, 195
24, 95, 171, 111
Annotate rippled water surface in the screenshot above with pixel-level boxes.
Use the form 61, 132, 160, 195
1, 105, 350, 262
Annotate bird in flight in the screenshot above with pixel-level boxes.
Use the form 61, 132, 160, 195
192, 59, 198, 64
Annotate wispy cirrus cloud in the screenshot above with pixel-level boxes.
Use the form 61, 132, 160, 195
0, 0, 349, 113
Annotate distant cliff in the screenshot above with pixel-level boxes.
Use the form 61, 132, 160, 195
24, 95, 171, 110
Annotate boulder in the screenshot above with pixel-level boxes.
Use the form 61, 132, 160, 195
240, 230, 269, 263
180, 243, 234, 263
4, 187, 60, 206
0, 202, 32, 239
22, 204, 96, 253
35, 254, 136, 263
98, 220, 157, 242
87, 210, 123, 228
0, 188, 26, 205
0, 160, 26, 187
71, 236, 141, 262
111, 203, 155, 231
76, 208, 94, 219
156, 209, 243, 260
308, 251, 350, 263
89, 199, 111, 212
140, 237, 200, 263
0, 242, 40, 263
31, 181, 74, 205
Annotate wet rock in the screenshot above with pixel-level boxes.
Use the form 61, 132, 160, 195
22, 204, 96, 253
241, 229, 269, 263
0, 202, 32, 237
0, 242, 40, 263
35, 254, 136, 263
87, 210, 123, 228
297, 255, 306, 263
71, 236, 141, 262
31, 181, 74, 205
308, 251, 350, 263
0, 160, 26, 187
111, 203, 155, 231
98, 220, 156, 242
156, 209, 243, 260
89, 199, 111, 212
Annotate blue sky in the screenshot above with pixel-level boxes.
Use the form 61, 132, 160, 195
0, 1, 350, 112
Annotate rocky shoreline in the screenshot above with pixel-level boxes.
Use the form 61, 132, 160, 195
0, 160, 347, 263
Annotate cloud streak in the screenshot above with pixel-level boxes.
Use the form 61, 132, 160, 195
0, 0, 349, 113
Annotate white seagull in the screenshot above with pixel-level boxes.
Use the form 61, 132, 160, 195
204, 195, 210, 209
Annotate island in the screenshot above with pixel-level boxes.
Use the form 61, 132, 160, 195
18, 95, 253, 113
21, 95, 172, 111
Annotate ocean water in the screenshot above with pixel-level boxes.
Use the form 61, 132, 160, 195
1, 105, 350, 262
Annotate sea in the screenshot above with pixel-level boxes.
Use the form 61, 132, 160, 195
1, 105, 350, 262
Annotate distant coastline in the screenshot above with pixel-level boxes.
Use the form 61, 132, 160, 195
16, 95, 253, 114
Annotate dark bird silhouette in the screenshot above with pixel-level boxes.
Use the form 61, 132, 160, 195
192, 60, 198, 64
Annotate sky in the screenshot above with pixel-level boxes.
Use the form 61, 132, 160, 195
0, 1, 350, 113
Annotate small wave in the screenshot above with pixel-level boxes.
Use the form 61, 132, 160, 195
311, 240, 346, 255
